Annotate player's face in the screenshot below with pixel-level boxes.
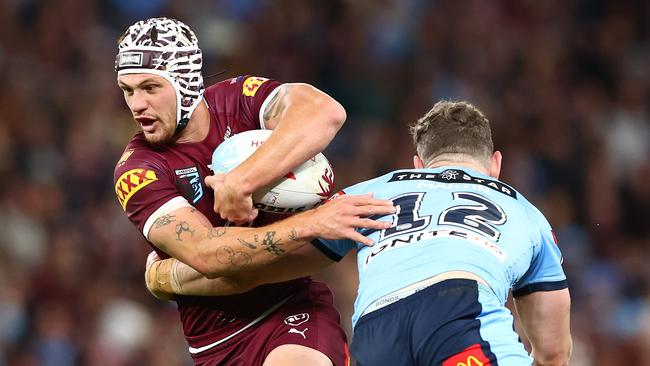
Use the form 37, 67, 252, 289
117, 74, 177, 145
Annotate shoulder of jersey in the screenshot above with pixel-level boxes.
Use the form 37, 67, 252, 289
114, 138, 165, 173
206, 75, 254, 89
343, 173, 391, 195
206, 75, 273, 96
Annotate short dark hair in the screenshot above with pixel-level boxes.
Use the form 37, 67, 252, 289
409, 100, 493, 166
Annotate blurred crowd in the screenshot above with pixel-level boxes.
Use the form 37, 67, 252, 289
0, 0, 649, 365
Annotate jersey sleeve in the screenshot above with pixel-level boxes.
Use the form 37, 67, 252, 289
311, 238, 355, 262
204, 76, 282, 131
309, 179, 382, 261
512, 208, 568, 297
113, 146, 191, 239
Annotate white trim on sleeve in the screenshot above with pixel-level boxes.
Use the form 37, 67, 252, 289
143, 196, 192, 239
258, 84, 283, 130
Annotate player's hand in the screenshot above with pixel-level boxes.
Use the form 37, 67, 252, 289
205, 173, 259, 225
307, 194, 395, 246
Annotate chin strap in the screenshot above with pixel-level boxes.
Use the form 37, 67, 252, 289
174, 117, 190, 136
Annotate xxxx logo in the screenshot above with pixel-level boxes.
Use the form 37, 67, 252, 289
115, 168, 157, 210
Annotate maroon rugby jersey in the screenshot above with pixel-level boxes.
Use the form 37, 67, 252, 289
113, 76, 309, 349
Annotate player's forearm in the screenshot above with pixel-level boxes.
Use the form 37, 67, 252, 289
198, 222, 313, 278
147, 243, 334, 298
149, 197, 393, 279
192, 210, 320, 278
232, 84, 345, 193
149, 208, 316, 279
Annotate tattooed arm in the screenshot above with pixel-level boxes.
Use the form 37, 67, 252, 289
145, 243, 334, 297
146, 194, 395, 280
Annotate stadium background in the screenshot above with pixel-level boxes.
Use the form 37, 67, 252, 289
0, 0, 648, 364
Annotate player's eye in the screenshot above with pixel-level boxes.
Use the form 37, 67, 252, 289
143, 84, 159, 92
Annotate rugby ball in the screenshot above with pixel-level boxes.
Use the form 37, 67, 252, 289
211, 129, 334, 213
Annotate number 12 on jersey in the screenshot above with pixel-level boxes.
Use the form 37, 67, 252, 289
381, 191, 507, 242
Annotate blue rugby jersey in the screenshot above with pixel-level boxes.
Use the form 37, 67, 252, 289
314, 166, 567, 326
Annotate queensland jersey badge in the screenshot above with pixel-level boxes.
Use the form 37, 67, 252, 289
175, 166, 204, 204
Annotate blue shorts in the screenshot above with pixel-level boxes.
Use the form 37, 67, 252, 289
350, 279, 531, 366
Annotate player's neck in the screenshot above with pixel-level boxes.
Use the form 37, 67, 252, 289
175, 100, 210, 144
426, 158, 489, 176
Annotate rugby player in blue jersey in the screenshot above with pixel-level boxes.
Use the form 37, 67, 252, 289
147, 100, 572, 366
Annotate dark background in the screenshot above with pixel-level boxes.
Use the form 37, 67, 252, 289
0, 0, 649, 364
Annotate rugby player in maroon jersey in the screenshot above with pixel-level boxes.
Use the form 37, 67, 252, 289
113, 17, 394, 365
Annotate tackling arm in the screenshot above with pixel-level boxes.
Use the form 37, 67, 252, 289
145, 243, 334, 298
147, 194, 393, 279
513, 288, 572, 366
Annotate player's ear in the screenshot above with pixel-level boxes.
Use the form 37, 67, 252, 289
413, 155, 425, 169
489, 151, 502, 179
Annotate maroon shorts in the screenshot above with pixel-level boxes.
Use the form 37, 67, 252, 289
192, 281, 350, 366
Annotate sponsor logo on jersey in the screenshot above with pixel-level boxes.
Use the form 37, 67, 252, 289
242, 76, 269, 96
288, 327, 309, 339
174, 166, 204, 204
442, 343, 491, 366
117, 149, 134, 167
115, 168, 158, 210
389, 169, 517, 198
284, 313, 310, 326
363, 228, 506, 268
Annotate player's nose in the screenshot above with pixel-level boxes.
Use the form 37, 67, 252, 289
129, 90, 148, 113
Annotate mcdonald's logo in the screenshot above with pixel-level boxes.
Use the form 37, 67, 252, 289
456, 355, 484, 366
442, 343, 491, 366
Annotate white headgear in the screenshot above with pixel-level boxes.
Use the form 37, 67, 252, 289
115, 17, 204, 134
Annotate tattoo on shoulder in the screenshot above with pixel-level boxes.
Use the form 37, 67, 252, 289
154, 214, 176, 229
262, 231, 285, 256
175, 221, 195, 241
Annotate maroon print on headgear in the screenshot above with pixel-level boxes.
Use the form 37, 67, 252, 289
115, 17, 205, 135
